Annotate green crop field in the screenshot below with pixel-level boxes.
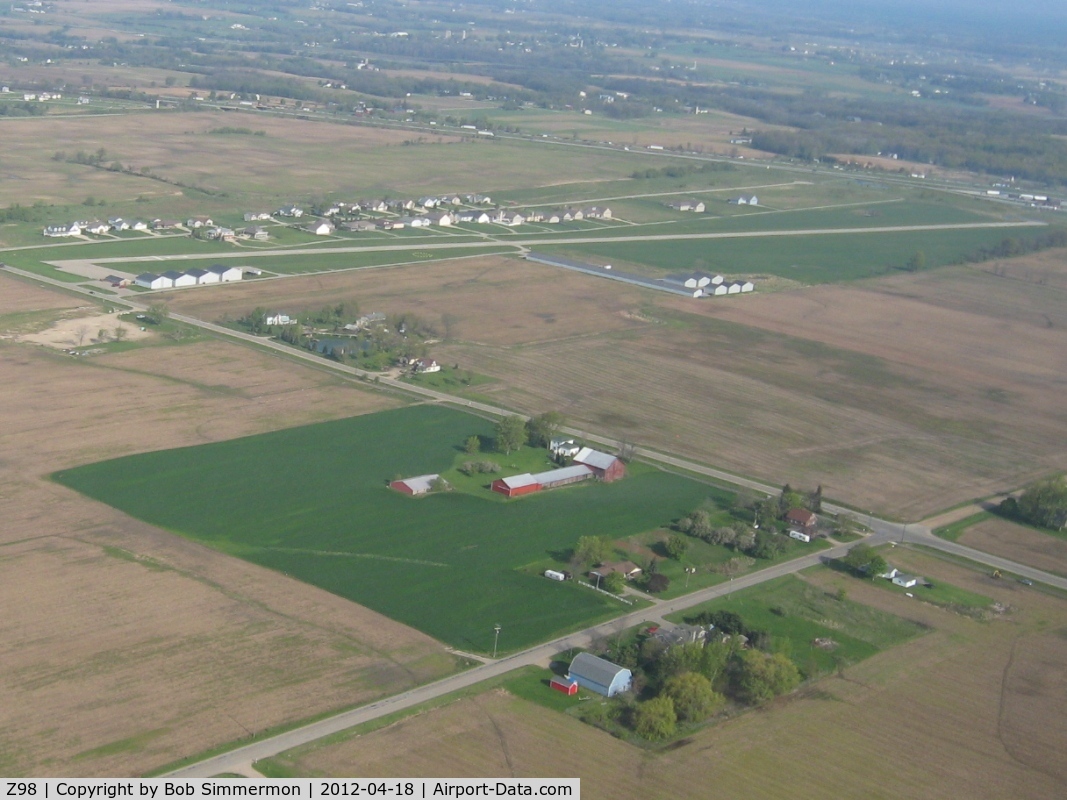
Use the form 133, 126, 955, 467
52, 405, 716, 652
546, 224, 1053, 284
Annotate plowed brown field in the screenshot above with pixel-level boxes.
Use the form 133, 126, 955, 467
0, 277, 460, 776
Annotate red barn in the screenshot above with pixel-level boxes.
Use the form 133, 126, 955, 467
550, 677, 579, 695
389, 474, 440, 496
491, 473, 542, 498
573, 447, 626, 482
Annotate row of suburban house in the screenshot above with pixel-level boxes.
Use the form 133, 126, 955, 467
43, 216, 267, 241
667, 195, 758, 212
131, 264, 244, 290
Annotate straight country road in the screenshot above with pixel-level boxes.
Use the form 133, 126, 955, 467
5, 264, 1064, 779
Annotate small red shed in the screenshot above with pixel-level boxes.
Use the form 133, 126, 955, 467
491, 473, 543, 498
550, 677, 579, 695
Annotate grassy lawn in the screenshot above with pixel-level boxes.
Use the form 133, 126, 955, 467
934, 511, 993, 542
52, 405, 713, 653
666, 574, 926, 677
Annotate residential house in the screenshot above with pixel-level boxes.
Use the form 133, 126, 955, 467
413, 358, 441, 373
542, 211, 562, 224
129, 220, 149, 232
550, 437, 581, 459
243, 211, 273, 221
523, 209, 545, 223
728, 194, 758, 205
589, 561, 642, 581
426, 211, 453, 226
343, 220, 378, 232
239, 226, 269, 241
304, 220, 335, 236
494, 210, 525, 226
152, 219, 182, 230
582, 206, 612, 219
563, 207, 584, 221
84, 221, 111, 235
785, 508, 818, 534
278, 205, 304, 218
265, 314, 296, 326
565, 653, 632, 698
186, 216, 214, 228
667, 199, 705, 213
43, 223, 81, 238
892, 573, 921, 588
108, 217, 129, 231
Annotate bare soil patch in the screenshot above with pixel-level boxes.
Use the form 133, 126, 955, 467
0, 338, 460, 776
960, 518, 1067, 577
18, 310, 153, 349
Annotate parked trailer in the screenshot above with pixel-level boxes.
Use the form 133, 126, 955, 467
545, 569, 567, 581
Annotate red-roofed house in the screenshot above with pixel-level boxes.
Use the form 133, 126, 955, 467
785, 507, 818, 534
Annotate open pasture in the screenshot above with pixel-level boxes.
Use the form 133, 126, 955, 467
0, 284, 477, 775
0, 111, 669, 209
53, 405, 716, 653
258, 554, 1067, 798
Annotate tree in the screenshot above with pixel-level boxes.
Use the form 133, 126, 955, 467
97, 328, 109, 343
633, 695, 676, 740
618, 440, 638, 463
662, 672, 724, 722
145, 302, 169, 326
733, 649, 801, 705
494, 415, 527, 454
664, 534, 689, 560
905, 250, 927, 272
602, 571, 626, 594
574, 535, 613, 566
75, 324, 90, 346
748, 529, 786, 559
840, 544, 888, 578
464, 435, 481, 455
113, 324, 127, 342
646, 573, 670, 593
1009, 477, 1067, 530
429, 477, 450, 493
525, 411, 564, 447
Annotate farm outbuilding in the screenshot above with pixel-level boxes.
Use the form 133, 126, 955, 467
533, 464, 593, 489
491, 474, 542, 498
134, 272, 169, 290
573, 447, 626, 482
389, 474, 441, 496
566, 653, 632, 697
550, 677, 579, 695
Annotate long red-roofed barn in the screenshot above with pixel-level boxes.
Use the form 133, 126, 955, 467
572, 447, 626, 482
389, 474, 440, 496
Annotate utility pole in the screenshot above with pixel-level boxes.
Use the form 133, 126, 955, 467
493, 624, 501, 659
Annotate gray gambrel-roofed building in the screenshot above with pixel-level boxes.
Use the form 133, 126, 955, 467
566, 653, 632, 697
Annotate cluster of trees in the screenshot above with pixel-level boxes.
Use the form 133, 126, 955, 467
0, 102, 47, 118
491, 411, 565, 455
458, 461, 501, 477
630, 162, 735, 180
838, 544, 888, 579
999, 477, 1067, 531
596, 609, 801, 739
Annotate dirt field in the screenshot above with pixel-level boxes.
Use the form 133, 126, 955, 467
161, 254, 1067, 517
960, 518, 1067, 577
162, 255, 651, 347
0, 274, 79, 316
261, 551, 1067, 798
16, 310, 153, 349
0, 276, 469, 776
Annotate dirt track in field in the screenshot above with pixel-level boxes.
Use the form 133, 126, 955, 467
0, 272, 460, 775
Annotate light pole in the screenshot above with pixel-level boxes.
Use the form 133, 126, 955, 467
900, 523, 907, 544
685, 566, 696, 588
493, 624, 501, 659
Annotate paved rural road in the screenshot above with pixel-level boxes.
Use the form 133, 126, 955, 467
6, 264, 1065, 776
